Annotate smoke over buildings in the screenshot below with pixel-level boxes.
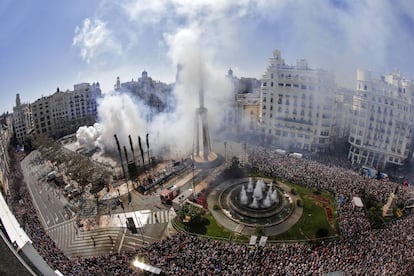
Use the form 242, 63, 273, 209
73, 0, 414, 159
76, 31, 233, 157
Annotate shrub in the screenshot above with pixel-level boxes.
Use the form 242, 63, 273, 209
315, 227, 329, 238
291, 188, 297, 195
255, 226, 264, 236
313, 189, 321, 195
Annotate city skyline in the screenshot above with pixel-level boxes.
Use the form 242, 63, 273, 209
1, 0, 414, 113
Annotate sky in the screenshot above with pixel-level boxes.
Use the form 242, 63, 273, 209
1, 0, 414, 114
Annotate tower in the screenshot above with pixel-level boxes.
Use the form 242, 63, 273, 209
194, 79, 211, 161
115, 76, 121, 90
193, 76, 221, 168
16, 94, 21, 107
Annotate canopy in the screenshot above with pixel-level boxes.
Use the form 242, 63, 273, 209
352, 196, 364, 208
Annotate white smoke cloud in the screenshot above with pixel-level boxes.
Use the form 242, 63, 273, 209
75, 0, 236, 157
73, 18, 122, 64
76, 91, 149, 153
76, 123, 102, 151
74, 0, 414, 156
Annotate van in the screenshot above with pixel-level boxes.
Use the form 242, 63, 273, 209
289, 152, 303, 159
46, 170, 57, 181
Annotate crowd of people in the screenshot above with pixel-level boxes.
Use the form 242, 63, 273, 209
5, 145, 414, 275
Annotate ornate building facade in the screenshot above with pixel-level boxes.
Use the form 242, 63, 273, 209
348, 69, 414, 168
31, 83, 101, 139
259, 50, 336, 152
12, 94, 33, 144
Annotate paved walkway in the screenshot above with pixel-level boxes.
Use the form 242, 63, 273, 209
207, 177, 303, 236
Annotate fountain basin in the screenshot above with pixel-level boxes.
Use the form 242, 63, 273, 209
218, 178, 294, 227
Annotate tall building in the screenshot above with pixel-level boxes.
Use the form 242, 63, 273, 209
235, 91, 261, 135
259, 50, 336, 152
32, 83, 101, 139
348, 69, 414, 169
0, 113, 13, 196
12, 94, 33, 144
223, 69, 261, 138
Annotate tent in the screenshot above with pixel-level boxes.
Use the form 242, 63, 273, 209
352, 197, 364, 208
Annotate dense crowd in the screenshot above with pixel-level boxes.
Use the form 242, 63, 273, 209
5, 146, 414, 275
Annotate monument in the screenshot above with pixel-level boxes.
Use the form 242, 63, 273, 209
382, 191, 397, 217
193, 77, 220, 168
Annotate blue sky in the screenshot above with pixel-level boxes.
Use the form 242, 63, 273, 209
1, 0, 414, 114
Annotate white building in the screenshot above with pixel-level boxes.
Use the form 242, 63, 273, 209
12, 94, 33, 144
334, 87, 355, 140
0, 113, 13, 195
259, 50, 336, 152
115, 71, 173, 117
32, 83, 101, 139
348, 69, 414, 169
222, 69, 261, 139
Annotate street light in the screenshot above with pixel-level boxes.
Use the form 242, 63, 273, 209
224, 141, 227, 163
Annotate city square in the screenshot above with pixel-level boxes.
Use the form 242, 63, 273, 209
2, 1, 414, 275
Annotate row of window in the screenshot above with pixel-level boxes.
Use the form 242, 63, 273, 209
263, 82, 317, 91
269, 72, 321, 83
349, 149, 402, 164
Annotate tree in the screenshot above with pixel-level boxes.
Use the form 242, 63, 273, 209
23, 136, 33, 153
224, 156, 245, 179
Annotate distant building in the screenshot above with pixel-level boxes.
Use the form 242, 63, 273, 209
0, 113, 13, 195
259, 50, 336, 152
348, 69, 414, 169
334, 87, 355, 140
12, 94, 34, 144
223, 69, 261, 137
114, 71, 173, 118
31, 83, 101, 139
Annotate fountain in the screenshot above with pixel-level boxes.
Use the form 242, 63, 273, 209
262, 193, 272, 208
249, 197, 259, 208
240, 185, 248, 205
217, 177, 295, 227
271, 190, 279, 204
247, 177, 253, 192
211, 177, 301, 234
267, 185, 273, 198
253, 182, 264, 201
243, 180, 279, 209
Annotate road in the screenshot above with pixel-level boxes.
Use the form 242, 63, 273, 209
20, 150, 179, 258
21, 151, 71, 230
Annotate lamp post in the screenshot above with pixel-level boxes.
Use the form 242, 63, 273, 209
192, 160, 195, 199
224, 141, 227, 163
